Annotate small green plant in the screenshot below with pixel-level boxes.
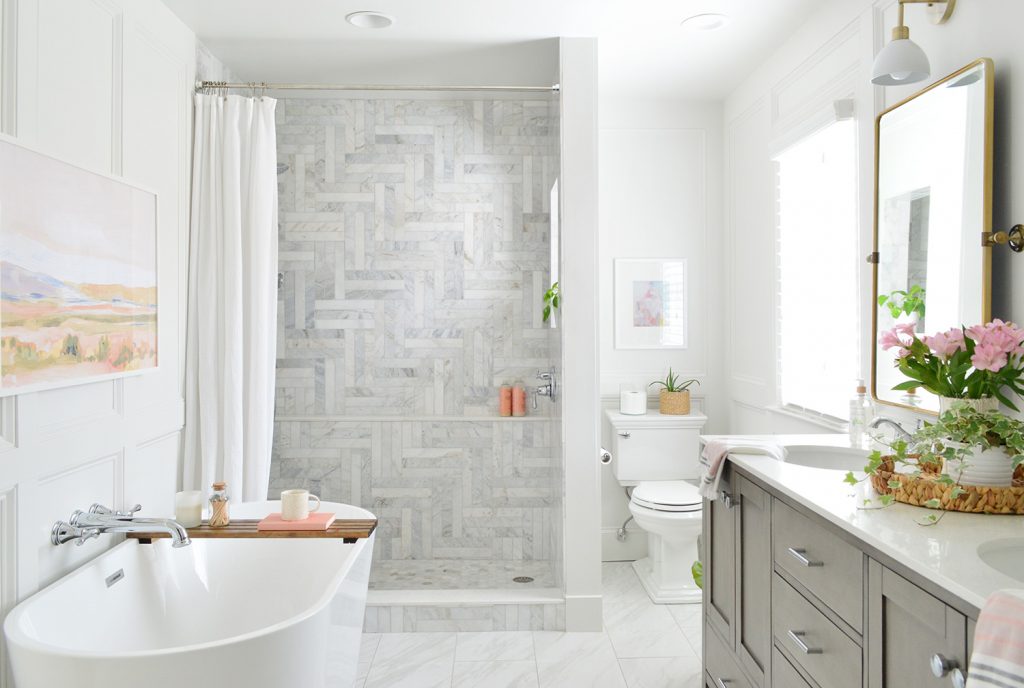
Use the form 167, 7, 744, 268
649, 367, 699, 393
542, 281, 560, 323
691, 560, 703, 589
878, 285, 926, 320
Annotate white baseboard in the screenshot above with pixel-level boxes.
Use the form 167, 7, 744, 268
564, 594, 603, 631
601, 526, 647, 562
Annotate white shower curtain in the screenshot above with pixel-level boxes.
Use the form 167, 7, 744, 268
183, 94, 278, 501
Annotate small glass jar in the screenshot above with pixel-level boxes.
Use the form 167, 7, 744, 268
209, 481, 230, 527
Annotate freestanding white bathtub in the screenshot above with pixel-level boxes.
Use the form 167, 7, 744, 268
3, 500, 375, 688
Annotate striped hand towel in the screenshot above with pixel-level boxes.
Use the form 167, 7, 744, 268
698, 438, 787, 501
968, 590, 1024, 687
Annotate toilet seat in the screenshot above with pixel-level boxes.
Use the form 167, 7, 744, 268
630, 480, 702, 513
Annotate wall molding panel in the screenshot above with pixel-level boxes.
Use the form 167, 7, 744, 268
725, 96, 774, 416
0, 0, 196, 660
770, 19, 861, 136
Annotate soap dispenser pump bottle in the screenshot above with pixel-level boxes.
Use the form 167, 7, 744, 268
849, 380, 871, 447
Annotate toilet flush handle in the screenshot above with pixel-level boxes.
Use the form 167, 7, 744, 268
617, 431, 631, 439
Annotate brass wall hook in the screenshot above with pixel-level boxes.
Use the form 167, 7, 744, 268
983, 225, 1024, 252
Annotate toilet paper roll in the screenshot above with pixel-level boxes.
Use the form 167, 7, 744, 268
620, 390, 647, 415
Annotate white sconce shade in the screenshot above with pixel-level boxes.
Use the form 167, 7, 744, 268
871, 37, 931, 85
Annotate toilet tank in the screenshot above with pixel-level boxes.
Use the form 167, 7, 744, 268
605, 409, 708, 484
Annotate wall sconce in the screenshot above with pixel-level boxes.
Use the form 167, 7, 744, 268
871, 0, 957, 86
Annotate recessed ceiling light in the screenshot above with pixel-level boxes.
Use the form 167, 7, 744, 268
345, 11, 395, 29
680, 12, 730, 31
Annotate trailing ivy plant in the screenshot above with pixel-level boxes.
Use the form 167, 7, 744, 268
542, 281, 560, 323
649, 368, 700, 393
844, 403, 1024, 524
878, 285, 926, 320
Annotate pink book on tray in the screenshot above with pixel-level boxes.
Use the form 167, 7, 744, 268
257, 512, 337, 531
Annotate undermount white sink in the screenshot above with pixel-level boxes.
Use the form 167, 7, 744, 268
978, 537, 1024, 583
782, 444, 870, 472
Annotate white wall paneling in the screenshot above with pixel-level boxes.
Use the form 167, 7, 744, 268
559, 37, 602, 631
596, 99, 724, 561
725, 97, 774, 411
722, 1, 877, 435
0, 1, 196, 673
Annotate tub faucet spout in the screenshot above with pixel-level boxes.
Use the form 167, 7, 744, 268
51, 504, 192, 548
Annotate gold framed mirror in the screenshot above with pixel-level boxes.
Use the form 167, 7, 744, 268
870, 58, 994, 414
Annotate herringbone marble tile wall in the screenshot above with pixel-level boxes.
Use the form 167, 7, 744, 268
269, 95, 562, 591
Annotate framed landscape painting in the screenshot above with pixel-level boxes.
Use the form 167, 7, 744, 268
614, 258, 687, 349
0, 135, 158, 395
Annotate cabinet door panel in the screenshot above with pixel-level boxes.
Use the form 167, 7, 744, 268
868, 560, 967, 688
705, 464, 738, 646
737, 476, 771, 687
706, 623, 754, 688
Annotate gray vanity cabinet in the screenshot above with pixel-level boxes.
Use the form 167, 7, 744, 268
703, 465, 773, 688
704, 466, 979, 688
867, 561, 968, 688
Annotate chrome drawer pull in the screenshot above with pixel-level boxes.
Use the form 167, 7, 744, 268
714, 678, 731, 688
787, 630, 823, 655
787, 547, 824, 567
618, 431, 631, 439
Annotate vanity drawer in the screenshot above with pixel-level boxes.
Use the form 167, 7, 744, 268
772, 574, 861, 688
772, 499, 864, 631
705, 624, 754, 688
772, 647, 813, 688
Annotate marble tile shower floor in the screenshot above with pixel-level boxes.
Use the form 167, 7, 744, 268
349, 562, 703, 688
369, 559, 558, 590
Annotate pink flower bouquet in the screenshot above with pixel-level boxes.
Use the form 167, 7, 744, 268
880, 319, 1024, 409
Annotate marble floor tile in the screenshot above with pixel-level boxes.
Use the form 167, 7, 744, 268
373, 632, 457, 664
681, 627, 702, 657
452, 660, 540, 688
603, 566, 695, 659
618, 657, 704, 688
360, 633, 382, 664
353, 662, 370, 688
605, 602, 696, 659
456, 631, 536, 662
533, 631, 627, 688
364, 660, 454, 688
365, 633, 457, 688
667, 604, 702, 632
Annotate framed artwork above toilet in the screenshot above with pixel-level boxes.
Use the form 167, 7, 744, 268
614, 258, 688, 349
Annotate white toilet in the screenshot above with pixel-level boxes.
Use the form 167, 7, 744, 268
606, 409, 708, 604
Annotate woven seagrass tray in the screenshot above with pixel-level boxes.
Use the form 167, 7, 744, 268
870, 457, 1024, 515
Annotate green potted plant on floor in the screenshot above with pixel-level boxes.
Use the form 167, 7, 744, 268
649, 368, 699, 415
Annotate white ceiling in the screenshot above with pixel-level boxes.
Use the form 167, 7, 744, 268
162, 0, 827, 99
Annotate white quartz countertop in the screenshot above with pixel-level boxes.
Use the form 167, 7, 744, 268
700, 433, 1024, 613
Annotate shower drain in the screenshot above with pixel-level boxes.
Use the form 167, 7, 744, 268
512, 576, 535, 584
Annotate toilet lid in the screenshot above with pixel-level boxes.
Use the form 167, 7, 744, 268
631, 481, 702, 513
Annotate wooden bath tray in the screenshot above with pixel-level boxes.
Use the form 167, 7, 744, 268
127, 519, 377, 544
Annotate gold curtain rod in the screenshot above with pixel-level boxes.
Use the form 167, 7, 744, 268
195, 80, 559, 93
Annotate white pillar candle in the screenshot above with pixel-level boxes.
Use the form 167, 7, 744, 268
174, 490, 203, 528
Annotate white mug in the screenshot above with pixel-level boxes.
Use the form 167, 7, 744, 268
281, 489, 321, 521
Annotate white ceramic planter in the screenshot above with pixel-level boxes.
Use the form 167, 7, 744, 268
942, 443, 1015, 487
938, 396, 999, 414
